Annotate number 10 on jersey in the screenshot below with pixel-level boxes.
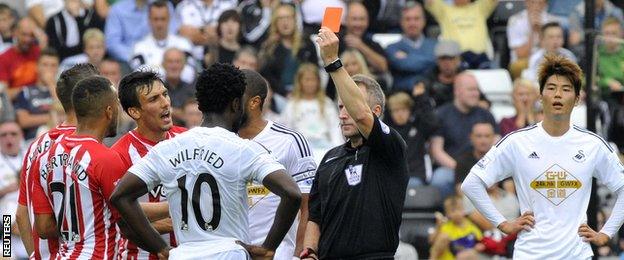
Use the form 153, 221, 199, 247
177, 172, 222, 231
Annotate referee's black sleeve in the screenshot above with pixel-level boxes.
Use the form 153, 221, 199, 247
367, 114, 407, 165
308, 163, 322, 224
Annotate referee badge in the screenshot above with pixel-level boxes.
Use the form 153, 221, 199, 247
345, 164, 363, 186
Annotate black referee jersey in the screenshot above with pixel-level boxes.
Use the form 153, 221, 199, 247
309, 114, 409, 259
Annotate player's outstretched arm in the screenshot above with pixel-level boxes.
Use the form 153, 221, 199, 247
316, 27, 375, 138
110, 173, 169, 257
16, 205, 34, 255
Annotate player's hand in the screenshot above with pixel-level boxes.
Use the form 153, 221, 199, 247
236, 241, 275, 260
497, 211, 534, 235
316, 27, 340, 66
578, 223, 610, 246
156, 246, 170, 260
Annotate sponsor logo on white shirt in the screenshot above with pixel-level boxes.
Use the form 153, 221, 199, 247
530, 164, 582, 206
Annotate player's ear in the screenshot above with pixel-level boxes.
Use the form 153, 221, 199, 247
105, 105, 114, 120
127, 107, 141, 120
231, 97, 241, 112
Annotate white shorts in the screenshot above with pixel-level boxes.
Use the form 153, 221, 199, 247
169, 248, 249, 260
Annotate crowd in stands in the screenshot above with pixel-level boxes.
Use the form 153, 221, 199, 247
1, 0, 624, 259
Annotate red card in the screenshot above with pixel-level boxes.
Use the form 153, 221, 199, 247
322, 7, 343, 33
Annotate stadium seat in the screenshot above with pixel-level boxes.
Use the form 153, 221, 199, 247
400, 213, 436, 259
469, 69, 516, 121
371, 33, 402, 49
488, 0, 526, 27
404, 185, 442, 211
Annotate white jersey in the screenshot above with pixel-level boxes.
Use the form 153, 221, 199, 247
471, 122, 624, 259
129, 126, 285, 256
247, 121, 316, 259
130, 33, 196, 83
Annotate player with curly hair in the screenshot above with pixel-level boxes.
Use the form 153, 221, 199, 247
462, 54, 624, 258
111, 63, 302, 259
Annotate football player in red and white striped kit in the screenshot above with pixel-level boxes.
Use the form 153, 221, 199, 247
110, 71, 186, 259
30, 76, 126, 259
16, 64, 99, 259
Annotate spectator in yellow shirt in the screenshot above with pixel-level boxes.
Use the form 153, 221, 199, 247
430, 196, 484, 260
425, 0, 497, 69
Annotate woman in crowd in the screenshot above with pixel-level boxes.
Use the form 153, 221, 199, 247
281, 63, 342, 163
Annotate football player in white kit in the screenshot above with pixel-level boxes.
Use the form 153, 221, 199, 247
238, 69, 317, 259
462, 54, 624, 259
111, 63, 302, 259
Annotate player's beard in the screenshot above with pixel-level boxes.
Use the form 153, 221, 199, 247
232, 111, 248, 133
105, 117, 118, 138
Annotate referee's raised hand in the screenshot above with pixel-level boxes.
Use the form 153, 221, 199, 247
316, 27, 340, 66
498, 211, 535, 235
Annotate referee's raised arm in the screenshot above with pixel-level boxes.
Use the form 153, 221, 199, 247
316, 27, 375, 138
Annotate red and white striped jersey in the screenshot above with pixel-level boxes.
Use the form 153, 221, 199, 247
30, 135, 126, 259
18, 125, 75, 259
111, 126, 186, 260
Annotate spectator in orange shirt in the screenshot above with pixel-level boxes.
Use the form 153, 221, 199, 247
0, 17, 47, 101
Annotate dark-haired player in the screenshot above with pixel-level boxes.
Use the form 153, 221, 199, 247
111, 70, 186, 260
111, 63, 302, 259
16, 63, 99, 259
462, 55, 624, 258
31, 76, 126, 258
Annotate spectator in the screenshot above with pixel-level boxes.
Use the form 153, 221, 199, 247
423, 40, 464, 107
0, 3, 15, 53
0, 17, 46, 101
99, 58, 122, 86
45, 0, 105, 61
281, 63, 342, 163
548, 0, 582, 21
386, 2, 436, 92
362, 0, 405, 33
233, 46, 259, 71
340, 48, 372, 77
59, 28, 107, 72
429, 72, 498, 199
105, 0, 178, 62
568, 0, 624, 48
176, 0, 237, 59
239, 0, 279, 46
130, 0, 195, 83
13, 48, 58, 140
326, 48, 373, 100
507, 0, 562, 79
522, 22, 576, 82
499, 78, 540, 137
162, 48, 195, 123
25, 0, 64, 28
429, 196, 483, 260
425, 0, 497, 69
597, 17, 624, 104
455, 122, 497, 190
203, 9, 242, 65
385, 91, 438, 186
259, 3, 318, 96
181, 99, 201, 128
342, 1, 388, 74
0, 121, 27, 259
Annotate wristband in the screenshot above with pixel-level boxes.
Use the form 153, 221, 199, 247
324, 58, 342, 73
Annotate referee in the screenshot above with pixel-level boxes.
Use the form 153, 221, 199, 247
300, 28, 409, 260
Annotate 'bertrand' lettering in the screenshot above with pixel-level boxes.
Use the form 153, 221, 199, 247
3, 215, 11, 257
168, 148, 224, 168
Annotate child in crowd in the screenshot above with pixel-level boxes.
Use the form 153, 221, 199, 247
430, 196, 483, 260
